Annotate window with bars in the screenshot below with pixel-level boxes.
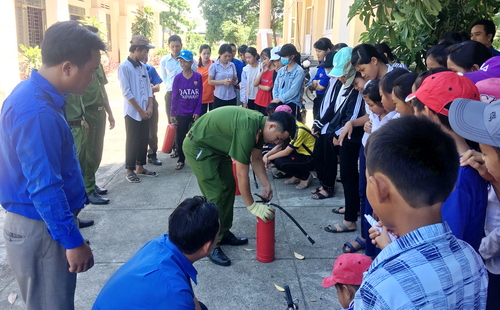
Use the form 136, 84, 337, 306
15, 0, 46, 48
325, 0, 335, 31
69, 5, 85, 21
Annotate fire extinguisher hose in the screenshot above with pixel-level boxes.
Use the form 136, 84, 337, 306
269, 203, 315, 245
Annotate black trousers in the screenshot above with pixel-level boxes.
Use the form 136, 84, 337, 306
312, 134, 338, 192
487, 271, 500, 310
200, 102, 213, 116
340, 139, 361, 222
272, 151, 314, 180
125, 115, 149, 170
285, 102, 300, 120
213, 97, 236, 109
175, 115, 192, 163
312, 93, 324, 119
147, 96, 159, 159
254, 104, 267, 115
247, 99, 256, 110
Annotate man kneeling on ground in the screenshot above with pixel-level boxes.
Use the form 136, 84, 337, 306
93, 196, 218, 309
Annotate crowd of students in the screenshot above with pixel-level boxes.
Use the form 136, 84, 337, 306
2, 17, 500, 310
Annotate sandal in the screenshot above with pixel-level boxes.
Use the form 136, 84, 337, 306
284, 177, 300, 185
296, 177, 311, 190
126, 172, 141, 183
311, 186, 322, 194
312, 189, 334, 200
138, 169, 158, 177
175, 162, 185, 170
324, 222, 356, 233
272, 171, 288, 179
343, 237, 366, 253
332, 207, 345, 214
170, 150, 178, 158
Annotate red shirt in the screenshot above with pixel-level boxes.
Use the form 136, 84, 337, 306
255, 69, 274, 107
197, 61, 215, 104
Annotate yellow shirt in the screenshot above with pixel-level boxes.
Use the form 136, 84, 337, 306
290, 121, 315, 156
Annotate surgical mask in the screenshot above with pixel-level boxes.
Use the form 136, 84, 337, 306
281, 57, 290, 66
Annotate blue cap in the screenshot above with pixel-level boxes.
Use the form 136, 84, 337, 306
177, 50, 193, 62
330, 47, 353, 77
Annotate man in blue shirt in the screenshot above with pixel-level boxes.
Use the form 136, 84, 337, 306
93, 196, 219, 309
471, 19, 500, 56
0, 21, 106, 309
230, 43, 245, 106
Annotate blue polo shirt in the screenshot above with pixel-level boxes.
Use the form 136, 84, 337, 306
0, 69, 87, 249
312, 66, 330, 95
144, 63, 163, 86
93, 234, 198, 309
232, 57, 245, 83
442, 165, 488, 251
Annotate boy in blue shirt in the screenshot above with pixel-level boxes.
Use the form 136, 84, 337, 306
358, 116, 488, 309
407, 71, 488, 251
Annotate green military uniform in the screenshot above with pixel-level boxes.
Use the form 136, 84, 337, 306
65, 94, 87, 169
82, 64, 108, 195
183, 106, 266, 245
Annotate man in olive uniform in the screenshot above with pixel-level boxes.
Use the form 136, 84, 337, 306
183, 106, 296, 266
65, 94, 95, 228
82, 25, 115, 204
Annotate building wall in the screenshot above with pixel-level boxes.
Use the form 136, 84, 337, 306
283, 0, 365, 61
1, 0, 165, 103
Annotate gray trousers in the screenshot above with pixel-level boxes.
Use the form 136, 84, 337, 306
3, 212, 77, 310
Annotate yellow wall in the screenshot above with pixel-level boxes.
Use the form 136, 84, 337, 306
283, 0, 365, 61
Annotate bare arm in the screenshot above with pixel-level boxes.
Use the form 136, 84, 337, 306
251, 148, 273, 201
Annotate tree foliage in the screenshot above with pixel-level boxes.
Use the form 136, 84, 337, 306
221, 20, 256, 45
79, 16, 107, 43
131, 6, 156, 41
348, 0, 500, 71
199, 0, 259, 44
271, 0, 284, 46
160, 0, 194, 37
184, 32, 207, 55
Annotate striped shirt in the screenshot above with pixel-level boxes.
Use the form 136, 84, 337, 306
354, 222, 488, 310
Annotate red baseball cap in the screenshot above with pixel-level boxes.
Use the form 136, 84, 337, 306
322, 253, 372, 288
406, 71, 479, 116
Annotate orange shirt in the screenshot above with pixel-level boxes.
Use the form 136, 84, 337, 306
197, 61, 215, 104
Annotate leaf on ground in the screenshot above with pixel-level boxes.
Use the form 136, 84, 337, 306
8, 292, 17, 305
294, 251, 305, 260
243, 248, 255, 251
274, 284, 285, 292
310, 299, 317, 302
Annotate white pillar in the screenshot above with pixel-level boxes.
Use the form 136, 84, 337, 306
0, 0, 20, 104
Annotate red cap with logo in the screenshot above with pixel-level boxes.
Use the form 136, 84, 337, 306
406, 71, 479, 116
322, 253, 372, 288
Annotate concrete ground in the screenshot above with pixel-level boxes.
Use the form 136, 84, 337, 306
0, 72, 359, 310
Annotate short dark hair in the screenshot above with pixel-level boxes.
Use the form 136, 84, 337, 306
426, 43, 450, 68
313, 37, 333, 51
41, 21, 106, 69
265, 102, 279, 115
351, 44, 388, 67
379, 68, 408, 95
260, 47, 272, 59
365, 116, 458, 208
447, 40, 492, 70
375, 43, 394, 62
168, 35, 182, 44
472, 19, 497, 43
238, 44, 248, 54
333, 43, 348, 51
439, 31, 469, 45
84, 25, 99, 34
268, 111, 296, 138
362, 79, 383, 107
392, 73, 418, 102
218, 43, 233, 56
128, 45, 149, 53
168, 196, 219, 255
229, 43, 237, 49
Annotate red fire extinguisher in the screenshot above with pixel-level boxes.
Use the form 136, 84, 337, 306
256, 212, 275, 263
254, 194, 315, 264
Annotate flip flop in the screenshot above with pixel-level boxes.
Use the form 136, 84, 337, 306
170, 150, 178, 158
138, 169, 158, 177
296, 177, 311, 190
324, 222, 356, 233
342, 237, 366, 253
273, 171, 287, 179
126, 172, 141, 183
332, 207, 345, 214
